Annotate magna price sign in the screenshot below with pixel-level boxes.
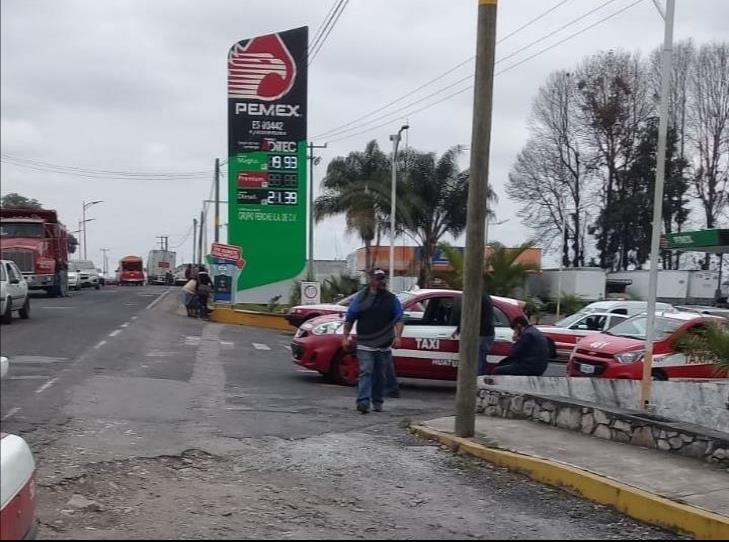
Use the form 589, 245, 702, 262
227, 27, 308, 293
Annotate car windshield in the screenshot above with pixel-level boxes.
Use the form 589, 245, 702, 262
0, 222, 44, 238
608, 315, 684, 340
554, 312, 587, 328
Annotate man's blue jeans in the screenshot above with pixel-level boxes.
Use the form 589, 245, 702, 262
479, 335, 495, 375
356, 348, 389, 409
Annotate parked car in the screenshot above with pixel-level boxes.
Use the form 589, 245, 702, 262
291, 289, 526, 385
0, 359, 39, 541
286, 292, 358, 327
0, 260, 30, 324
69, 260, 100, 289
675, 305, 729, 320
538, 300, 674, 361
67, 270, 81, 290
567, 310, 727, 380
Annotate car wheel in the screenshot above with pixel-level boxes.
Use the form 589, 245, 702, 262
652, 369, 668, 381
19, 298, 30, 319
1, 299, 12, 324
329, 351, 358, 386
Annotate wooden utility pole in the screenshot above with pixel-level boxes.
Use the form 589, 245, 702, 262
455, 0, 498, 438
192, 218, 198, 265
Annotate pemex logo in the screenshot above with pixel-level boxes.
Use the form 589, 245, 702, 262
228, 33, 296, 101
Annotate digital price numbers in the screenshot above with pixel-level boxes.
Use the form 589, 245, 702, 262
268, 154, 298, 170
237, 189, 298, 206
267, 172, 299, 189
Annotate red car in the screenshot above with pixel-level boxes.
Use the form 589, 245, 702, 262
568, 311, 727, 380
0, 433, 37, 540
285, 293, 356, 328
291, 289, 526, 385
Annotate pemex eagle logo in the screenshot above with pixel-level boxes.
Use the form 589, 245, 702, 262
228, 33, 296, 101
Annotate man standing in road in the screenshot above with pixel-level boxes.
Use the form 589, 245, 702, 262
452, 292, 495, 375
342, 269, 404, 414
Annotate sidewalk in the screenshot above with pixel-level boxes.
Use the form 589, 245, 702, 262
415, 415, 729, 539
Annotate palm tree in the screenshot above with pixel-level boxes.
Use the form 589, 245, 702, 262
398, 146, 496, 288
315, 141, 390, 271
436, 241, 538, 298
321, 273, 361, 302
484, 241, 539, 297
676, 322, 729, 374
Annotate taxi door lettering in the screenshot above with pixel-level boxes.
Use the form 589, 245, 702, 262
415, 338, 440, 350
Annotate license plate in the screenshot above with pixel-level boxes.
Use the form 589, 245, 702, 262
579, 363, 595, 375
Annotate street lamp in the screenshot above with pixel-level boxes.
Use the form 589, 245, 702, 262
82, 200, 103, 259
389, 124, 409, 284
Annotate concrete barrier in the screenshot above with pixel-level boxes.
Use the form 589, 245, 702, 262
210, 306, 291, 331
480, 376, 729, 433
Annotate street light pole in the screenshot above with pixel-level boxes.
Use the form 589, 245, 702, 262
389, 124, 409, 284
81, 200, 103, 260
455, 0, 498, 438
642, 0, 675, 411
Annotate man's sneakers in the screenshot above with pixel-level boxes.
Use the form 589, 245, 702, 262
373, 404, 383, 412
356, 403, 370, 415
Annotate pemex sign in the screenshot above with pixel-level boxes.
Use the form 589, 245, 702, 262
227, 27, 308, 294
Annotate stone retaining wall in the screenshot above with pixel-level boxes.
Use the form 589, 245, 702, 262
477, 388, 729, 468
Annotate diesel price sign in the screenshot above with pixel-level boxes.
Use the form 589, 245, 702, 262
227, 27, 308, 294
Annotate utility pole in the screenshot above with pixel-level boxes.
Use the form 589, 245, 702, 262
156, 235, 169, 251
389, 125, 409, 285
198, 211, 204, 266
100, 248, 109, 275
307, 142, 327, 280
642, 0, 675, 411
455, 0, 498, 438
192, 218, 198, 265
214, 158, 221, 243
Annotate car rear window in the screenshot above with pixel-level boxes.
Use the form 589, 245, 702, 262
608, 316, 684, 340
0, 265, 6, 281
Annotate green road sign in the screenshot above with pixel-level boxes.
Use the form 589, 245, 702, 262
665, 229, 729, 253
227, 27, 308, 292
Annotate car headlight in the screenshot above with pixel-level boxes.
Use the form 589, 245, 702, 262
615, 351, 645, 364
311, 321, 344, 335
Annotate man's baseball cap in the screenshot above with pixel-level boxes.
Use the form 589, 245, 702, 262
369, 268, 387, 279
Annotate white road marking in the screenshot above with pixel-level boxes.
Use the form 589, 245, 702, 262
94, 340, 108, 349
184, 336, 201, 346
109, 329, 122, 337
252, 343, 271, 351
124, 303, 138, 306
121, 322, 129, 328
38, 306, 76, 310
282, 345, 291, 352
1, 407, 21, 421
35, 377, 59, 394
297, 368, 319, 374
9, 375, 51, 380
7, 356, 67, 364
146, 289, 170, 310
131, 316, 138, 320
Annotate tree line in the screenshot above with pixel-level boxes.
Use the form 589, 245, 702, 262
507, 40, 728, 271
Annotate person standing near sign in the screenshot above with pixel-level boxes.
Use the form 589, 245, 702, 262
342, 269, 404, 414
196, 267, 213, 320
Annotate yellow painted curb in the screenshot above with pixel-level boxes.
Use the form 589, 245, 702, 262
210, 306, 292, 331
411, 425, 729, 540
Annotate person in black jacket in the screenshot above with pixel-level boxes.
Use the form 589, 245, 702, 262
493, 315, 549, 376
451, 292, 495, 375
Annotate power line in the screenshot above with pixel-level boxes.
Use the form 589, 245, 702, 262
325, 0, 646, 144
309, 0, 341, 52
308, 0, 350, 65
312, 0, 575, 139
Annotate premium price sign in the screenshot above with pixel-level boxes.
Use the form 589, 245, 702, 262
227, 27, 308, 293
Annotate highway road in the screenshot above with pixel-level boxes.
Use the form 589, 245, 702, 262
0, 285, 670, 540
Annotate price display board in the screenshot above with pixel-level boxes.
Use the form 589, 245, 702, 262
227, 27, 308, 293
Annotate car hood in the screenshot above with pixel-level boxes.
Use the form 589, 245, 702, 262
574, 333, 645, 354
301, 313, 345, 328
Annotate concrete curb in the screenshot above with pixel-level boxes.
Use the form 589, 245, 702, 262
210, 306, 291, 331
411, 424, 729, 540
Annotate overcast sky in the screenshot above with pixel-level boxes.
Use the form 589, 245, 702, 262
2, 0, 727, 268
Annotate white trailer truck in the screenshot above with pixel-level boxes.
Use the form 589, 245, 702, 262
146, 250, 176, 285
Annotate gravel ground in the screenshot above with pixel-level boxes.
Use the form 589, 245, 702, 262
37, 425, 681, 540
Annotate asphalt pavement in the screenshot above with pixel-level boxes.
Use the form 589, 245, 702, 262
0, 288, 670, 540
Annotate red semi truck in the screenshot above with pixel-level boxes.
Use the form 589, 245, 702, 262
0, 208, 70, 297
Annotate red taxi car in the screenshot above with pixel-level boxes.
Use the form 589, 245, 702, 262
0, 433, 37, 540
285, 293, 356, 328
291, 289, 526, 385
568, 311, 727, 380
